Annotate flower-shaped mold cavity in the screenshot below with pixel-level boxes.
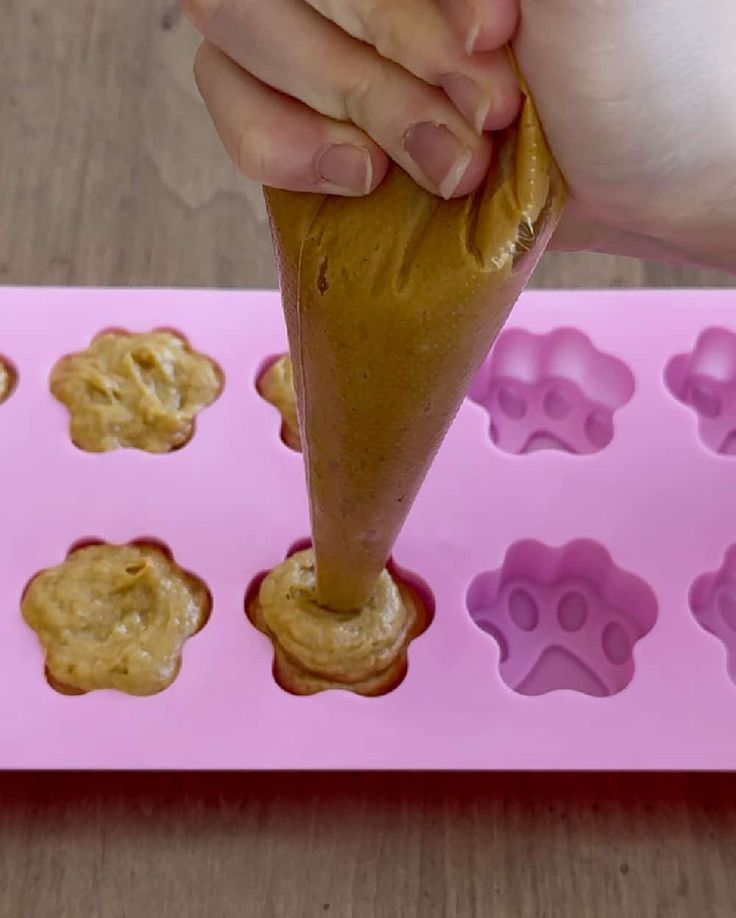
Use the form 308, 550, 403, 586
50, 328, 223, 453
467, 540, 657, 697
690, 546, 736, 685
245, 539, 434, 696
469, 328, 635, 454
256, 352, 301, 451
0, 354, 17, 405
665, 328, 736, 455
21, 540, 212, 696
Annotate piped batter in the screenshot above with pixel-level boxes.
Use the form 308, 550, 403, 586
50, 330, 223, 453
257, 353, 301, 451
0, 357, 16, 403
22, 543, 211, 696
248, 548, 428, 695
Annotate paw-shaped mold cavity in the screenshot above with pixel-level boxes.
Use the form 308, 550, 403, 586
469, 329, 635, 455
256, 353, 301, 451
689, 546, 736, 685
665, 328, 736, 455
50, 329, 223, 453
0, 354, 17, 405
245, 541, 433, 696
467, 540, 657, 697
22, 540, 211, 696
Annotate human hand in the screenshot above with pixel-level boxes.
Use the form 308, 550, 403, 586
183, 0, 521, 199
186, 0, 736, 273
513, 0, 736, 271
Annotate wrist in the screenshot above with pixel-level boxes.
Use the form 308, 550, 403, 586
551, 169, 736, 276
629, 112, 736, 273
659, 180, 736, 275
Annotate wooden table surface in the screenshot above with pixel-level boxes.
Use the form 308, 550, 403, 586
2, 2, 736, 915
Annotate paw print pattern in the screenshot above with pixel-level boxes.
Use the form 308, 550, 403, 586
665, 328, 736, 455
690, 546, 736, 685
467, 540, 658, 697
469, 329, 635, 455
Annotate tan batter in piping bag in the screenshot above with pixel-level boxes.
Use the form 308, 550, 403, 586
265, 83, 566, 612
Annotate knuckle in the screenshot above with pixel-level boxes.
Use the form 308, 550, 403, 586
358, 0, 404, 62
342, 58, 382, 124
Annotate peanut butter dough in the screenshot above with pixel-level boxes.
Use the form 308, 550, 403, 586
257, 354, 301, 451
0, 357, 15, 403
50, 330, 223, 453
22, 543, 210, 696
249, 549, 427, 695
265, 85, 565, 611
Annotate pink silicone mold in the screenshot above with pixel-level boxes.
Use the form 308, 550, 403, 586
665, 328, 736, 455
2, 286, 736, 771
467, 540, 658, 697
469, 328, 635, 454
690, 546, 736, 684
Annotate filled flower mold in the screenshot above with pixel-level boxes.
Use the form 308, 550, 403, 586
256, 353, 300, 452
0, 354, 17, 405
50, 327, 224, 453
245, 538, 434, 697
3, 286, 736, 770
22, 538, 211, 697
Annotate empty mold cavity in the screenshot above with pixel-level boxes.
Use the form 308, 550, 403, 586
689, 546, 736, 685
245, 539, 434, 696
49, 327, 224, 454
469, 328, 635, 455
21, 538, 211, 696
256, 353, 301, 452
0, 354, 18, 405
665, 328, 736, 455
467, 540, 657, 697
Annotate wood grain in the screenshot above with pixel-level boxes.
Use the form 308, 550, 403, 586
2, 1, 736, 915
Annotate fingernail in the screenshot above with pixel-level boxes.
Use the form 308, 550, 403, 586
402, 122, 473, 199
316, 144, 373, 194
441, 73, 492, 134
461, 0, 481, 53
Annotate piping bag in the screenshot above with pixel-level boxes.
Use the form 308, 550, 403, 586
264, 79, 566, 612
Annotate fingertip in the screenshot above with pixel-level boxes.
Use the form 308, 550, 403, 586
367, 149, 390, 193
471, 0, 519, 52
192, 39, 215, 90
481, 79, 522, 131
441, 58, 521, 135
315, 143, 389, 196
181, 0, 224, 32
439, 0, 519, 54
448, 134, 493, 197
